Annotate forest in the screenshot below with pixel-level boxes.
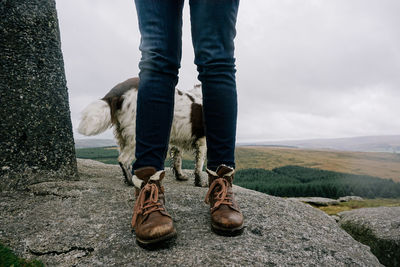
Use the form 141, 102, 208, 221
235, 166, 400, 198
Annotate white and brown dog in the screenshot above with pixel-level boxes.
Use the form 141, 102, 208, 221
78, 77, 206, 187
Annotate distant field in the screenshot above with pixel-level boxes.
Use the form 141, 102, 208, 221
235, 146, 400, 182
315, 198, 400, 215
75, 147, 198, 169
76, 146, 400, 182
76, 146, 400, 199
75, 147, 119, 165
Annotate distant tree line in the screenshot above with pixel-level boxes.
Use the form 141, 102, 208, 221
234, 166, 400, 198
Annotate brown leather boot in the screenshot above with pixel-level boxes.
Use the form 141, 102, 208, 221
131, 167, 176, 245
205, 165, 244, 236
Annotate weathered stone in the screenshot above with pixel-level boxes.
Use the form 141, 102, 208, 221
0, 0, 77, 190
331, 215, 340, 222
338, 196, 363, 202
0, 159, 382, 266
339, 207, 400, 267
287, 197, 340, 206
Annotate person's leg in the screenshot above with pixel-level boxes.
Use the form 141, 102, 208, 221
133, 0, 184, 172
131, 0, 184, 246
190, 0, 243, 236
189, 0, 239, 172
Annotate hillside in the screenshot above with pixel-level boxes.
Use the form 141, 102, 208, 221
75, 139, 116, 149
76, 146, 400, 182
238, 135, 400, 153
235, 146, 400, 182
78, 135, 400, 152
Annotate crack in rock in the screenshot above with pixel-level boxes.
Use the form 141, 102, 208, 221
29, 246, 94, 257
30, 191, 76, 199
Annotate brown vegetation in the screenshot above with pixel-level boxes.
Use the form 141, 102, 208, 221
235, 146, 400, 182
314, 198, 400, 215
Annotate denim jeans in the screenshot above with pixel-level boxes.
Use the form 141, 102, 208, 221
132, 0, 239, 172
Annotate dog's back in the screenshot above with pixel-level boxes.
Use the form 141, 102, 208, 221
170, 88, 204, 150
78, 77, 206, 186
77, 78, 139, 136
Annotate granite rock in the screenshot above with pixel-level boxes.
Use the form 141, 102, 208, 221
338, 196, 363, 202
339, 207, 400, 267
287, 197, 340, 206
0, 159, 382, 266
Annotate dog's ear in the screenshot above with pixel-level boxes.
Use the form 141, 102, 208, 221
112, 96, 124, 124
101, 96, 123, 125
101, 77, 139, 124
109, 96, 124, 124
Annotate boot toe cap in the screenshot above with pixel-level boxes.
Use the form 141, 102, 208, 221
211, 207, 244, 230
135, 215, 175, 242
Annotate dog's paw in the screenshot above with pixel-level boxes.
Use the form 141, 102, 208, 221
175, 173, 189, 181
119, 162, 134, 186
124, 175, 134, 186
195, 181, 208, 187
194, 173, 208, 187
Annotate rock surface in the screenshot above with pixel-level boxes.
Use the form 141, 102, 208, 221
0, 0, 77, 188
287, 197, 340, 206
339, 207, 400, 267
0, 159, 381, 266
338, 196, 363, 202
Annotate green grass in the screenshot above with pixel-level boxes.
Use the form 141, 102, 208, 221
76, 147, 119, 164
164, 159, 197, 170
316, 198, 400, 215
0, 243, 43, 267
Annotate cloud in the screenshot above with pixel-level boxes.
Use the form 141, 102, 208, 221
56, 0, 400, 142
235, 0, 400, 141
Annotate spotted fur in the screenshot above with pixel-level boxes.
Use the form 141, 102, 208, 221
78, 77, 206, 187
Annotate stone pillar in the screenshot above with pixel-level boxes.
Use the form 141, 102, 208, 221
0, 0, 78, 190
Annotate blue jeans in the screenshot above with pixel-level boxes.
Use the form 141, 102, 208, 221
132, 0, 239, 172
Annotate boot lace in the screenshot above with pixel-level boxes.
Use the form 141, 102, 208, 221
132, 183, 165, 228
205, 178, 233, 212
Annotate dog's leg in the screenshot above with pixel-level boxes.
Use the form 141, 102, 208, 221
115, 124, 135, 186
194, 137, 207, 187
118, 161, 133, 185
169, 146, 188, 181
119, 142, 135, 186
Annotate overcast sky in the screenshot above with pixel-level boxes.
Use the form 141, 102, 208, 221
56, 0, 400, 142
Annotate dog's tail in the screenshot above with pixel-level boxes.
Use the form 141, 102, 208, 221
78, 100, 111, 136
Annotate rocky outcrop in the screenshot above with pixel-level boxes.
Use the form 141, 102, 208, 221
0, 159, 381, 266
338, 196, 363, 202
287, 197, 340, 206
339, 207, 400, 267
288, 196, 364, 206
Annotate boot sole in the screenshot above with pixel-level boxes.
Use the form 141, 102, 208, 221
135, 230, 177, 248
211, 223, 244, 236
